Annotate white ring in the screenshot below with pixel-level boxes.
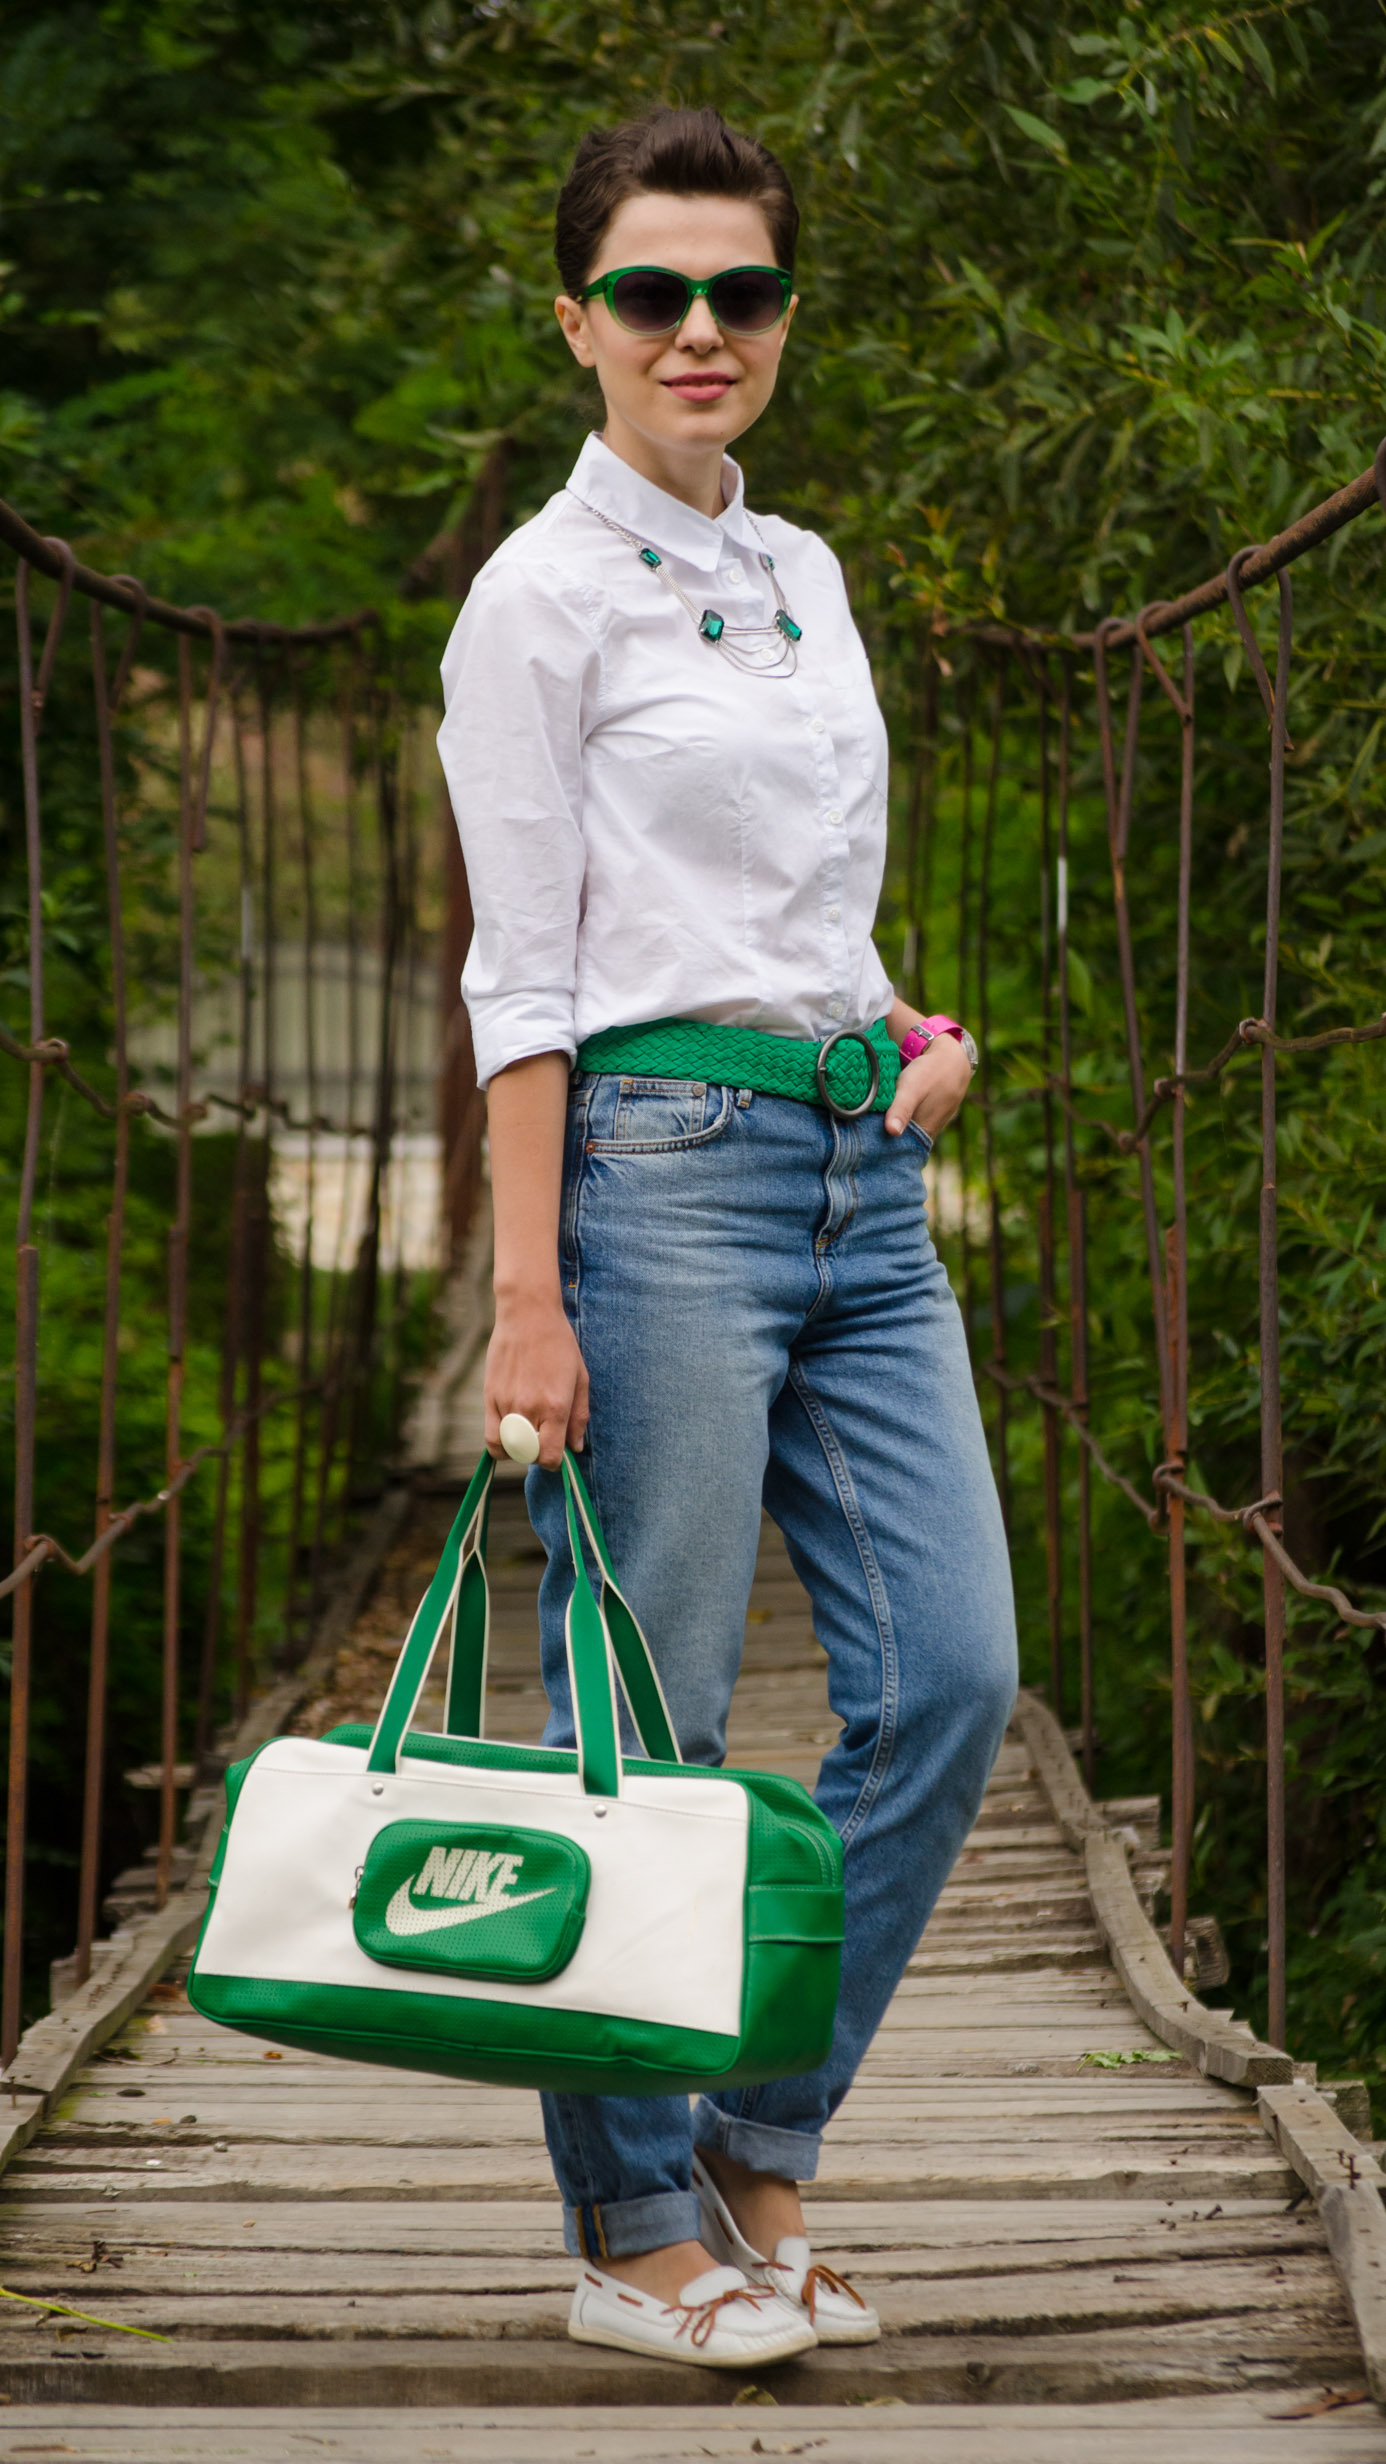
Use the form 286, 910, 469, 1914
498, 1412, 541, 1466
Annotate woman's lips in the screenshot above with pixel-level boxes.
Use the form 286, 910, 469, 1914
662, 375, 735, 400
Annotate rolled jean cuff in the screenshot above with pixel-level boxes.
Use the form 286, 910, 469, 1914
563, 2188, 701, 2262
692, 2097, 822, 2183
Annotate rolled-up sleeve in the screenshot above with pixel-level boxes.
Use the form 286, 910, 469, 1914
437, 556, 603, 1090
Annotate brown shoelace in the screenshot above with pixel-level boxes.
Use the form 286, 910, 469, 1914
666, 2281, 776, 2349
772, 2259, 869, 2323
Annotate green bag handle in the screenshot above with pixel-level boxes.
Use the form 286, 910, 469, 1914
561, 1451, 681, 1768
366, 1451, 681, 1795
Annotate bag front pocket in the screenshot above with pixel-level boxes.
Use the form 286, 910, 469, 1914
353, 1819, 590, 1983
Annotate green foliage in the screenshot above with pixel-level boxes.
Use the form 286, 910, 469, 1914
3, 0, 1385, 2101
6, 2, 1383, 629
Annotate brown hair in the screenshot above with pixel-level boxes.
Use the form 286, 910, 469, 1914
554, 107, 799, 296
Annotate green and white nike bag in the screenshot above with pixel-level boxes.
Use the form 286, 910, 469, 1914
188, 1453, 844, 2093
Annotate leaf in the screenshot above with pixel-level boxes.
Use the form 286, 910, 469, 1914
0, 2286, 168, 2341
1345, 721, 1383, 808
1239, 25, 1278, 96
1066, 948, 1094, 1014
1002, 104, 1069, 161
1082, 2048, 1182, 2067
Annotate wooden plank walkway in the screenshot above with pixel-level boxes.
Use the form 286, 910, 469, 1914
2, 1478, 1383, 2459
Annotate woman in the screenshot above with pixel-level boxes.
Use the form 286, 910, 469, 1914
438, 105, 1017, 2370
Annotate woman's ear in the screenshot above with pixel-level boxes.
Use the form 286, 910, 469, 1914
555, 296, 595, 366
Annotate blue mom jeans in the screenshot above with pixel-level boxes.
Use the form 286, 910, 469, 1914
525, 1069, 1017, 2261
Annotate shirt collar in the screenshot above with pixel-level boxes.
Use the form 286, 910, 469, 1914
567, 433, 760, 574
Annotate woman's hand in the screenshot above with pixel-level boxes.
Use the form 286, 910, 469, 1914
883, 1031, 973, 1141
484, 1292, 590, 1471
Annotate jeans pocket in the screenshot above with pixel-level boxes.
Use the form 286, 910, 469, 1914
585, 1076, 734, 1154
903, 1120, 934, 1157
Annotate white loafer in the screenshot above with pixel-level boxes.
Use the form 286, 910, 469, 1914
693, 2154, 881, 2345
567, 2258, 816, 2367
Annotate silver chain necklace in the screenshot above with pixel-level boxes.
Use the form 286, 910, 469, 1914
566, 488, 803, 677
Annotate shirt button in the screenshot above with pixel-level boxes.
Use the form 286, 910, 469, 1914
827, 807, 843, 826
827, 906, 841, 924
828, 997, 845, 1019
726, 562, 744, 585
808, 716, 824, 735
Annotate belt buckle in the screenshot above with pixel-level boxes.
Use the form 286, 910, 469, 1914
814, 1027, 881, 1120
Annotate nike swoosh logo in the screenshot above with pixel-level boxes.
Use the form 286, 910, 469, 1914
383, 1881, 557, 1938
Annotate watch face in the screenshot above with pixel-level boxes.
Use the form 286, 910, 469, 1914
960, 1028, 979, 1072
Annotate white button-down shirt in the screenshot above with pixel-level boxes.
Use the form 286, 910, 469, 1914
438, 433, 894, 1089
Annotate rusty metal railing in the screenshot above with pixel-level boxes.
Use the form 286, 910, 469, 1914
905, 440, 1386, 2050
1, 502, 441, 2063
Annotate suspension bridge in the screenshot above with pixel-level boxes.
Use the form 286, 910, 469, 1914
1, 447, 1385, 2455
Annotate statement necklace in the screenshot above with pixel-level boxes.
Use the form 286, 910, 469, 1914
566, 489, 803, 677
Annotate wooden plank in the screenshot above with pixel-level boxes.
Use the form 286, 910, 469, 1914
925, 1897, 1095, 1925
49, 2083, 1260, 2135
88, 2036, 1206, 2084
833, 2081, 1251, 2107
957, 1826, 1069, 1849
0, 2090, 45, 2175
1259, 2085, 1386, 2200
0, 2221, 1333, 2297
862, 2025, 1164, 2048
907, 1940, 1109, 1974
45, 2112, 1270, 2156
75, 2052, 1240, 2091
0, 2252, 1341, 2345
947, 1854, 1084, 1880
0, 2399, 1382, 2464
5, 2143, 1297, 2206
1259, 2083, 1386, 2406
0, 2192, 1319, 2252
20, 2110, 1284, 2167
875, 1983, 1153, 2010
57, 2016, 1196, 2064
0, 2311, 1364, 2407
1320, 2185, 1386, 2409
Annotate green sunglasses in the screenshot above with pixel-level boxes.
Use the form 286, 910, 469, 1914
575, 263, 794, 339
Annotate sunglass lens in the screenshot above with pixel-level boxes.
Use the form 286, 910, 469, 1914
707, 270, 787, 333
609, 270, 689, 333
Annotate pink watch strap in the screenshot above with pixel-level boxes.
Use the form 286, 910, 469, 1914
897, 1013, 976, 1078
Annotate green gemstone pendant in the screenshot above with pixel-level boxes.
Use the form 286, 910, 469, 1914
699, 610, 726, 643
639, 547, 662, 569
775, 610, 803, 643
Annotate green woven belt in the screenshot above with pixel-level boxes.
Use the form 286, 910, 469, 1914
575, 1016, 900, 1117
